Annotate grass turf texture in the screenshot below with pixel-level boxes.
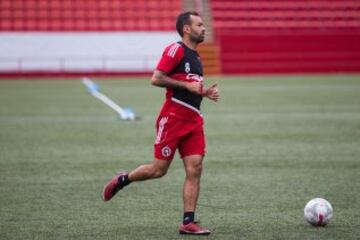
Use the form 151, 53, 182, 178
0, 75, 359, 239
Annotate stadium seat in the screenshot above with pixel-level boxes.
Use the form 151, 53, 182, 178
211, 0, 360, 73
0, 0, 181, 31
211, 0, 360, 31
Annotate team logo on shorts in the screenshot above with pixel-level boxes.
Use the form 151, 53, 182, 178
185, 62, 190, 73
161, 146, 172, 158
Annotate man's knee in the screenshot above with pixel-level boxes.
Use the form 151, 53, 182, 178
151, 160, 170, 178
152, 167, 168, 178
183, 155, 204, 179
187, 162, 203, 178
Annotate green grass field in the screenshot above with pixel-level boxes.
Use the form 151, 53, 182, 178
1, 75, 360, 239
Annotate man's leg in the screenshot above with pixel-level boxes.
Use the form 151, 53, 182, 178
182, 154, 203, 214
128, 158, 171, 181
179, 154, 210, 235
102, 158, 171, 201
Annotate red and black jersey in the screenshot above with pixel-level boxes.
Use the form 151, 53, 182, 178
156, 41, 204, 121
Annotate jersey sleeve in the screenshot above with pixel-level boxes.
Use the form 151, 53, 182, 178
156, 43, 184, 73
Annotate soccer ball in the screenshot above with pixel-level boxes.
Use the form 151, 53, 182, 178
304, 198, 333, 226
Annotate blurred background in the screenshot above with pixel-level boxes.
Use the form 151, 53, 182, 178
1, 2, 360, 239
1, 0, 359, 77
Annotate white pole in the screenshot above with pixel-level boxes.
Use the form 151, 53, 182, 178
81, 77, 133, 120
91, 91, 128, 119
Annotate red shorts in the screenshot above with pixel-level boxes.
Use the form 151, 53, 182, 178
154, 116, 206, 160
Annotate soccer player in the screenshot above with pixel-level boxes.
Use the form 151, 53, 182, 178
102, 11, 219, 235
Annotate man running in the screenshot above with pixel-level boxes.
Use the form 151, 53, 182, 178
103, 11, 219, 235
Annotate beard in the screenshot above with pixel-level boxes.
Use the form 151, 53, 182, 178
190, 32, 205, 43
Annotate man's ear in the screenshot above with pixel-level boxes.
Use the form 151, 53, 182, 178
183, 25, 191, 35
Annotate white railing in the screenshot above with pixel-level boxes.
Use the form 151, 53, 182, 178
0, 32, 178, 73
0, 55, 158, 72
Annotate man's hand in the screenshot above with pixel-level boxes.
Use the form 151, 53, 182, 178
202, 83, 219, 102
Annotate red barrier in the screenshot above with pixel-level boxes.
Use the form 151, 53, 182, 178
218, 30, 360, 73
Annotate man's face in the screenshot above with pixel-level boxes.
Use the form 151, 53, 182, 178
187, 15, 205, 43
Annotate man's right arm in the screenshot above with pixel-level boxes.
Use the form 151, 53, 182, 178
151, 70, 202, 95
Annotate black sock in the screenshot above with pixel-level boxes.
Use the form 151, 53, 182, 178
183, 212, 195, 225
119, 174, 130, 187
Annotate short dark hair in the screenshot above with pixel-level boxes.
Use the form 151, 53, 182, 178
176, 11, 200, 37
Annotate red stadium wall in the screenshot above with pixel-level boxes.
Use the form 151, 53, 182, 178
2, 0, 360, 75
218, 30, 360, 74
212, 0, 360, 74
